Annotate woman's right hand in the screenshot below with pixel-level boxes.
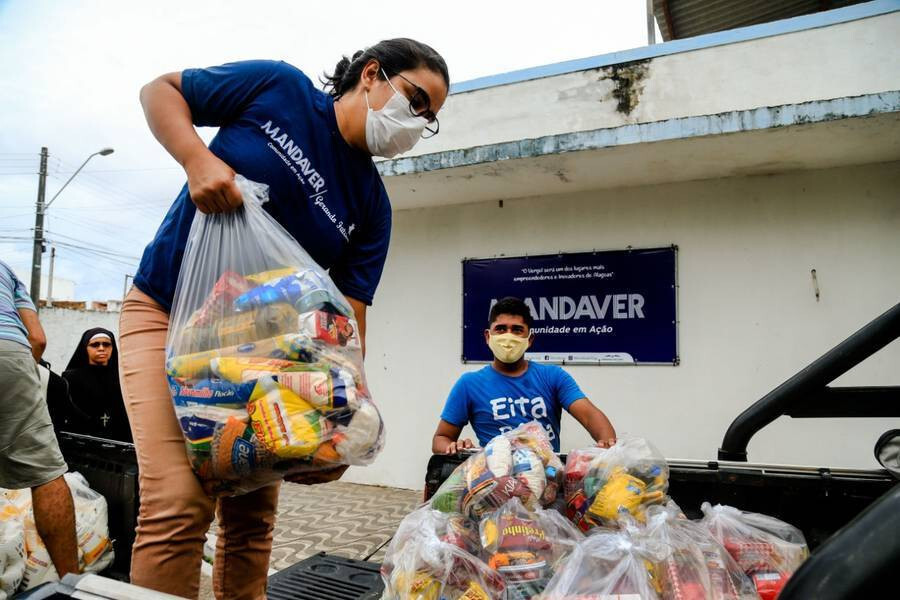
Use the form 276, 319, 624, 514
184, 151, 243, 214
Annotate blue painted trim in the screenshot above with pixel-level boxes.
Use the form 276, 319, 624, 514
450, 0, 900, 94
377, 91, 900, 177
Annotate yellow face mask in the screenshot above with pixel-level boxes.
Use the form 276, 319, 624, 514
488, 332, 529, 363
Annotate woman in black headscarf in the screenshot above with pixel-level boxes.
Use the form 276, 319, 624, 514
58, 327, 132, 442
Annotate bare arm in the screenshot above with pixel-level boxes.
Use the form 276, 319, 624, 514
432, 419, 475, 454
139, 72, 242, 213
18, 308, 46, 361
567, 398, 617, 447
346, 297, 367, 358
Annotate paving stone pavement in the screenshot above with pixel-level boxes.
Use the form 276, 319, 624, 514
198, 481, 421, 599
270, 480, 421, 568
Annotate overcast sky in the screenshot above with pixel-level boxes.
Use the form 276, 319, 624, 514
0, 0, 653, 301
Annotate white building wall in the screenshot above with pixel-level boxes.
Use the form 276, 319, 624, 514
38, 308, 120, 372
344, 161, 900, 490
408, 12, 900, 157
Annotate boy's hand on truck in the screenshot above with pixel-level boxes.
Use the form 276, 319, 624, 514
446, 438, 475, 454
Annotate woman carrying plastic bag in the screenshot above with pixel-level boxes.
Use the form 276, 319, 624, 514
120, 41, 449, 599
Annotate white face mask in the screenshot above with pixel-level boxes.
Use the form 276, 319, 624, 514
364, 71, 428, 158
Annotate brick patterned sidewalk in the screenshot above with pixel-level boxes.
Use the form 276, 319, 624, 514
200, 481, 420, 598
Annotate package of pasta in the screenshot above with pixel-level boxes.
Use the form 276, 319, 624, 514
429, 422, 564, 519
166, 176, 382, 496
563, 436, 669, 531
382, 506, 505, 600
540, 523, 667, 599
478, 497, 582, 600
700, 503, 808, 600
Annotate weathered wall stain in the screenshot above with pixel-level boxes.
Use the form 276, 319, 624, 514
600, 59, 651, 115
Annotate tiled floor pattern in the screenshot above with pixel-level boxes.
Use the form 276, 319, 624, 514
199, 481, 420, 599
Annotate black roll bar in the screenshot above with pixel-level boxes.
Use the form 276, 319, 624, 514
719, 302, 900, 461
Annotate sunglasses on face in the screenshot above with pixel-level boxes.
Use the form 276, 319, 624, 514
385, 70, 440, 138
88, 341, 112, 349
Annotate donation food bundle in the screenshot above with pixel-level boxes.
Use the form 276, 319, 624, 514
382, 423, 808, 600
0, 473, 114, 596
166, 177, 383, 496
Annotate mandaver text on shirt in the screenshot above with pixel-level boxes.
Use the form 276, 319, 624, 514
260, 120, 326, 192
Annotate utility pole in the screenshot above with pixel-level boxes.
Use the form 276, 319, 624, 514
47, 246, 56, 307
647, 0, 657, 45
122, 274, 133, 301
30, 147, 49, 308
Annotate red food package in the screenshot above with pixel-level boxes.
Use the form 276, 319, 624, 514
752, 571, 790, 600
189, 271, 253, 327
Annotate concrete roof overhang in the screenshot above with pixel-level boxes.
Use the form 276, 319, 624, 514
378, 91, 900, 210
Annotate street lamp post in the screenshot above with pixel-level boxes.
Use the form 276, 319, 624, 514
30, 146, 114, 307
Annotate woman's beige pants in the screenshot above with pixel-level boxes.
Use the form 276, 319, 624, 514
119, 287, 279, 599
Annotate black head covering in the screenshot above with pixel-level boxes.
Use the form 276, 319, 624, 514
66, 327, 118, 371
57, 327, 131, 443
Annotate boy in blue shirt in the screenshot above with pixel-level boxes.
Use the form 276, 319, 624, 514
433, 296, 616, 454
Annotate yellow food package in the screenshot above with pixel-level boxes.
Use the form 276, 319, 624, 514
211, 356, 302, 383
167, 334, 313, 379
392, 570, 441, 600
460, 581, 491, 600
247, 378, 322, 458
244, 267, 297, 285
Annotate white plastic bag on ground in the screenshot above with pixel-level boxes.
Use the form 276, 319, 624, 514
166, 176, 383, 496
0, 498, 26, 600
0, 472, 114, 592
700, 502, 808, 600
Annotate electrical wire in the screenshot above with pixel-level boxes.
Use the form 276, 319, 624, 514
49, 242, 139, 266
44, 230, 141, 259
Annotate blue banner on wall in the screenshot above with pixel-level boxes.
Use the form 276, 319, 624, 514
462, 247, 678, 364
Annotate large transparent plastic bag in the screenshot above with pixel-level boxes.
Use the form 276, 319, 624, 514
700, 503, 808, 600
563, 436, 669, 531
381, 506, 505, 600
642, 503, 757, 600
429, 422, 564, 519
166, 176, 383, 496
478, 497, 582, 600
0, 473, 114, 591
541, 522, 668, 599
0, 497, 25, 600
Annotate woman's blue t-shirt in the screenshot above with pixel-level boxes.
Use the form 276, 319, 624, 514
440, 362, 587, 452
134, 60, 392, 311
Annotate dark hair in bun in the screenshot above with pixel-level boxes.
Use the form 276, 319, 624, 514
322, 38, 449, 99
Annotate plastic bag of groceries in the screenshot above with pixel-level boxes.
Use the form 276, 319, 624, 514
166, 176, 382, 496
429, 422, 564, 519
381, 506, 505, 600
478, 497, 582, 600
0, 497, 26, 600
541, 522, 667, 599
0, 472, 113, 591
700, 503, 808, 600
563, 436, 669, 531
642, 502, 757, 600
